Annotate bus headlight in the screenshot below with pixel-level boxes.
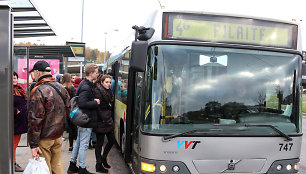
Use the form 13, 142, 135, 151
140, 157, 190, 174
276, 164, 282, 171
173, 165, 180, 172
267, 158, 299, 173
286, 164, 292, 171
159, 165, 167, 173
294, 162, 300, 170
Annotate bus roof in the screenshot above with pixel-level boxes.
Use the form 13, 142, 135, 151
108, 10, 302, 67
108, 47, 130, 66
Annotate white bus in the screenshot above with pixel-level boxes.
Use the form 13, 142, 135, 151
108, 10, 304, 174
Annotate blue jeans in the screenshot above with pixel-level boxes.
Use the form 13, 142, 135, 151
70, 127, 92, 168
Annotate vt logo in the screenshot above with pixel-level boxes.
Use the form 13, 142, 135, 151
177, 140, 201, 149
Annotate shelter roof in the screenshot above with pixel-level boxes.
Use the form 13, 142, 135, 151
3, 0, 56, 38
14, 46, 75, 57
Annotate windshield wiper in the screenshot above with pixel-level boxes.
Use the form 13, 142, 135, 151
163, 124, 292, 141
215, 124, 292, 141
163, 128, 222, 141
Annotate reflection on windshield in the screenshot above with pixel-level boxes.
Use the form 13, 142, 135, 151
144, 45, 301, 135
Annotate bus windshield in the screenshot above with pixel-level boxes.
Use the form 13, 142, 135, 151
143, 45, 302, 136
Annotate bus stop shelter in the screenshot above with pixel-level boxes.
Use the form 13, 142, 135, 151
14, 46, 75, 94
0, 0, 63, 172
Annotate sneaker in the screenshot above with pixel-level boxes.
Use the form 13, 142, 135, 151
14, 163, 24, 172
67, 161, 79, 173
69, 147, 73, 151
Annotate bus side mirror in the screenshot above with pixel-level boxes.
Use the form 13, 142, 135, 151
137, 28, 155, 41
302, 63, 306, 88
130, 41, 148, 72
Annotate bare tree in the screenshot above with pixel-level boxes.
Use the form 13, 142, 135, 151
256, 90, 266, 106
254, 90, 266, 112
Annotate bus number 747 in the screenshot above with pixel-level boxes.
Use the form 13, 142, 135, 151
279, 143, 293, 151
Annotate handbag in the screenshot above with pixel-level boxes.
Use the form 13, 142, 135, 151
69, 96, 90, 126
23, 157, 50, 174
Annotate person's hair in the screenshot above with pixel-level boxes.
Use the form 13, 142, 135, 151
85, 64, 98, 76
61, 73, 73, 93
95, 74, 112, 86
13, 71, 18, 79
121, 83, 127, 89
40, 71, 52, 78
107, 72, 114, 76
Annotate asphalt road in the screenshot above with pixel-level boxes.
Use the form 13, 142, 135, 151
15, 132, 131, 174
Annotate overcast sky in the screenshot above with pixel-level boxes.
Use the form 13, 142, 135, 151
12, 0, 306, 52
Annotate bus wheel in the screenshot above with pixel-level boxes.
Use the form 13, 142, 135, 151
121, 131, 126, 157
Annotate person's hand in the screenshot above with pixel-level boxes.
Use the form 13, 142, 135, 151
95, 99, 100, 104
31, 147, 42, 159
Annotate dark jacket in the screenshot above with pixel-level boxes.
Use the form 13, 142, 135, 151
14, 95, 28, 135
28, 75, 70, 148
94, 84, 114, 133
77, 78, 98, 128
68, 86, 76, 99
65, 85, 77, 139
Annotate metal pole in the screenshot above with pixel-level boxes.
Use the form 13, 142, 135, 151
103, 29, 118, 74
26, 46, 30, 97
157, 0, 162, 8
26, 46, 30, 148
80, 62, 83, 78
64, 55, 68, 74
104, 32, 107, 74
81, 0, 84, 42
80, 0, 84, 78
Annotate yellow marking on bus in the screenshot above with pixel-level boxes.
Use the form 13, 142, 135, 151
145, 105, 151, 119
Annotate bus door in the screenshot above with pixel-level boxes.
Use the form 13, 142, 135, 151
125, 69, 144, 173
111, 61, 123, 151
132, 72, 144, 172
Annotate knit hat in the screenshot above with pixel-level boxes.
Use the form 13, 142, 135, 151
75, 78, 83, 84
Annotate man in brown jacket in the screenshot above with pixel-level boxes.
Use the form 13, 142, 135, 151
28, 60, 70, 174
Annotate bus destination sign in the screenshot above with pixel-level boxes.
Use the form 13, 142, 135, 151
163, 12, 298, 49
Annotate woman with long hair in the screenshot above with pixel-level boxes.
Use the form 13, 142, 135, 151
61, 73, 77, 151
94, 74, 115, 173
13, 72, 28, 172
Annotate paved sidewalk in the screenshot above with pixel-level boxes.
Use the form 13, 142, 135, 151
15, 132, 131, 174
